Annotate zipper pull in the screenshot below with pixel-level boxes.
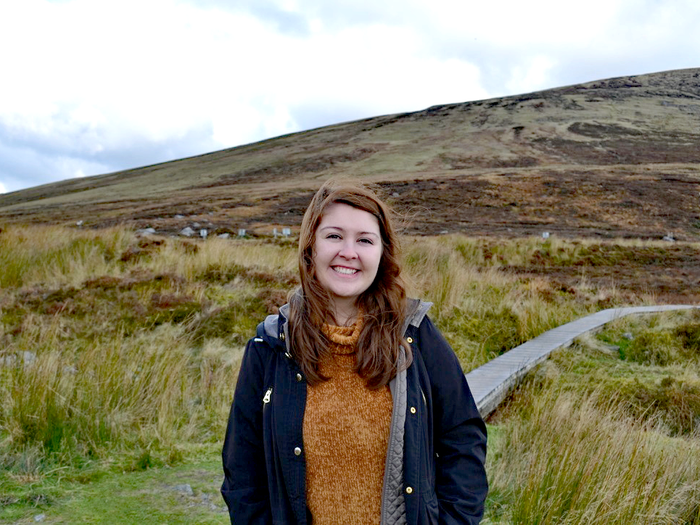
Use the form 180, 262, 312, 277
263, 387, 272, 404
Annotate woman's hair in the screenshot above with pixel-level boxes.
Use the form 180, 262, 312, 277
288, 178, 411, 389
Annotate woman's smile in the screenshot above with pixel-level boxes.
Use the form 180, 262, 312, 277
332, 266, 359, 275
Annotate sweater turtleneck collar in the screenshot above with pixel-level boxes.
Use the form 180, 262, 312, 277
321, 315, 363, 355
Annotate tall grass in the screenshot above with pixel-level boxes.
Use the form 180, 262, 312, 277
0, 225, 132, 289
487, 387, 700, 524
400, 236, 628, 369
0, 225, 675, 489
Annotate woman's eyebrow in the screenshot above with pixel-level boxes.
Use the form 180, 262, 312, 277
319, 226, 378, 237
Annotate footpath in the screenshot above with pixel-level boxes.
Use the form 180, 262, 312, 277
466, 305, 700, 417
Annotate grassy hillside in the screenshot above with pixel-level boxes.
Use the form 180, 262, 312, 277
2, 226, 699, 522
1, 68, 699, 239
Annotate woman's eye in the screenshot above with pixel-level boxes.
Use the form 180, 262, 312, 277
359, 238, 373, 245
326, 233, 341, 240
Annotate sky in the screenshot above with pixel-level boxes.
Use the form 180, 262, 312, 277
1, 0, 699, 195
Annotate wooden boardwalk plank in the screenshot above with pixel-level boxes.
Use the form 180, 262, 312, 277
465, 305, 700, 417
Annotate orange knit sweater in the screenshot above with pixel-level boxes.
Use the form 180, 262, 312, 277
303, 318, 393, 525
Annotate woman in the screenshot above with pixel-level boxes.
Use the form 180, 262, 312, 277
221, 179, 488, 524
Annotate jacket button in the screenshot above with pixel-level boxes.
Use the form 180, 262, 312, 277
406, 337, 413, 344
280, 333, 285, 341
296, 373, 303, 382
294, 447, 302, 456
405, 486, 413, 494
410, 407, 416, 414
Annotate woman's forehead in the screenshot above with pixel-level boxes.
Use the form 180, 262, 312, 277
318, 203, 380, 232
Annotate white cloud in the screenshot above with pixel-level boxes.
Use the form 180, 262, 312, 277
1, 0, 700, 193
0, 182, 6, 194
506, 56, 558, 95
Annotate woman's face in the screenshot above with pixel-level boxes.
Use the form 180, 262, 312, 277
313, 203, 383, 316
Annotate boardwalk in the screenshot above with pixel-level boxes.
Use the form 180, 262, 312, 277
465, 305, 700, 417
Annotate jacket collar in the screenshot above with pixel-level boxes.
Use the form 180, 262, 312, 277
259, 298, 432, 353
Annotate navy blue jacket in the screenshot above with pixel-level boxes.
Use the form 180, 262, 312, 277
221, 303, 488, 524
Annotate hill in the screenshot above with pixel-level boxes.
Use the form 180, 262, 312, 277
1, 68, 699, 239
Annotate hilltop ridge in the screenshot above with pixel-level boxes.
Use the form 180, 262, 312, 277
1, 67, 699, 239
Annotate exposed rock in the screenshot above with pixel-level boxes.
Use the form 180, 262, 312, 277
179, 227, 195, 237
200, 229, 208, 239
172, 484, 194, 496
622, 332, 634, 340
218, 233, 230, 239
663, 234, 676, 242
136, 228, 156, 235
174, 214, 185, 219
34, 515, 46, 522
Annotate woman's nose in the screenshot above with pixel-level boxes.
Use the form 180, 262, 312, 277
338, 241, 358, 259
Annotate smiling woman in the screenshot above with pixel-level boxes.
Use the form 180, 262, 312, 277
221, 178, 488, 524
314, 202, 383, 324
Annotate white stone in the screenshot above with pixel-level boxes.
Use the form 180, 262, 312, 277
179, 227, 195, 237
173, 484, 194, 496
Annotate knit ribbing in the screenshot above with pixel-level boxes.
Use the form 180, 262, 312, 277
303, 318, 393, 525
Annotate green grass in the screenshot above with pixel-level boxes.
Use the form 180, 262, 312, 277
484, 309, 700, 523
1, 446, 227, 524
1, 224, 698, 522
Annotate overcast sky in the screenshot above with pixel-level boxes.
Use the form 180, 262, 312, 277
1, 0, 698, 195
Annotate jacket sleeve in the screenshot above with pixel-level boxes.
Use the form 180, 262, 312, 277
221, 338, 273, 524
418, 316, 488, 525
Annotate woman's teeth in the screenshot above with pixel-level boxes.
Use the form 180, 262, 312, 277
333, 267, 358, 275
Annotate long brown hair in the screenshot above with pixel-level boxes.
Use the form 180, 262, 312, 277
288, 178, 411, 389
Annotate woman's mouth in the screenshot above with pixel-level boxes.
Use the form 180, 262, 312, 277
332, 266, 359, 275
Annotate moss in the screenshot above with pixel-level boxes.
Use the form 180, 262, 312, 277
624, 330, 681, 366
675, 320, 700, 353
441, 306, 523, 359
190, 295, 270, 345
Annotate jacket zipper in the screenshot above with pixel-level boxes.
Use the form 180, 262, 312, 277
263, 387, 272, 404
